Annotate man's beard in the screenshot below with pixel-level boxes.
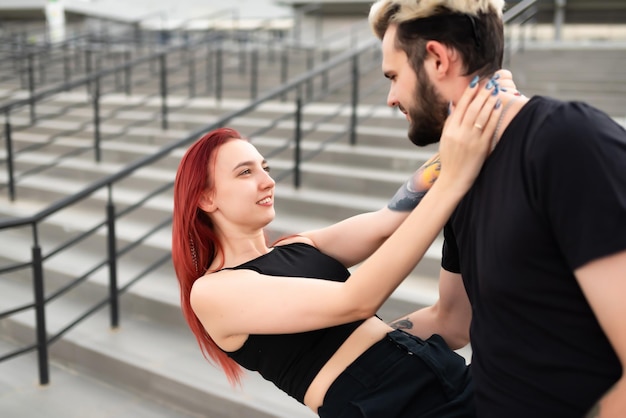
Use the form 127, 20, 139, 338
407, 69, 449, 147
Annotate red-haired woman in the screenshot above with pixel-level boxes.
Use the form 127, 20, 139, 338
172, 80, 501, 418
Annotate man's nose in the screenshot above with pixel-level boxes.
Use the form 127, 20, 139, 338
387, 88, 397, 108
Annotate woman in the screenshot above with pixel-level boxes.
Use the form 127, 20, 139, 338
172, 78, 502, 417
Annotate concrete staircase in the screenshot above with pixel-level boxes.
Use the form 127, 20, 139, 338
508, 44, 626, 118
2, 34, 626, 418
0, 83, 442, 417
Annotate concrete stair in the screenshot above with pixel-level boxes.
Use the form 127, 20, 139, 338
508, 44, 626, 117
3, 35, 626, 418
0, 79, 443, 417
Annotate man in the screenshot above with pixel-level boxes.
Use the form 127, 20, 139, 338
368, 0, 626, 417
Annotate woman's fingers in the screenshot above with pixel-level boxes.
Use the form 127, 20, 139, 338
462, 76, 500, 130
477, 94, 503, 153
437, 75, 502, 190
448, 75, 483, 126
495, 68, 523, 96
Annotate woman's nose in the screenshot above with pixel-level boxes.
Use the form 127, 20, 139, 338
261, 171, 275, 189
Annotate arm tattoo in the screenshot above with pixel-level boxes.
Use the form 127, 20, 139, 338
387, 153, 441, 211
389, 318, 414, 330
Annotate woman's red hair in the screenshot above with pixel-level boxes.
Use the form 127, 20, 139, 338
172, 127, 244, 385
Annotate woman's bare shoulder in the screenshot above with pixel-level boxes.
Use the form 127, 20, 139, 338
273, 234, 316, 247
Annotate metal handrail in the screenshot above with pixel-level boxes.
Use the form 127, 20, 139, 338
0, 37, 381, 385
503, 0, 539, 66
0, 4, 541, 387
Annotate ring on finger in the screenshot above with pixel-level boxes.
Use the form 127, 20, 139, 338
473, 123, 484, 131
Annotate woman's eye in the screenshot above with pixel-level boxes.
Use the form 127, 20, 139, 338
239, 169, 251, 175
263, 166, 271, 173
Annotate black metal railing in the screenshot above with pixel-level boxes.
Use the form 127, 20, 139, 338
0, 3, 539, 386
503, 0, 540, 66
0, 37, 383, 385
0, 15, 390, 202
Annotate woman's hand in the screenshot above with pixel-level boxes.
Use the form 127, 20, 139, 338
437, 75, 502, 194
495, 69, 523, 97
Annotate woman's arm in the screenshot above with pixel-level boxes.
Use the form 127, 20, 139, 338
297, 153, 439, 267
192, 79, 501, 341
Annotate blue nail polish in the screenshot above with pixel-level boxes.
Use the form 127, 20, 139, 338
495, 98, 502, 109
492, 85, 499, 96
485, 79, 494, 89
470, 75, 479, 88
501, 87, 508, 92
493, 73, 501, 80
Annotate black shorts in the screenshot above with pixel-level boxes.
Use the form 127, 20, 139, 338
317, 330, 474, 418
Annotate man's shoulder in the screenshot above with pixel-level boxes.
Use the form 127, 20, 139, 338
524, 95, 613, 128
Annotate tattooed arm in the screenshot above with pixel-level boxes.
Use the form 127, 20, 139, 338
297, 153, 440, 267
388, 153, 440, 211
388, 268, 471, 349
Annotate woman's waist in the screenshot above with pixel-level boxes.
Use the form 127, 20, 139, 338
304, 317, 394, 411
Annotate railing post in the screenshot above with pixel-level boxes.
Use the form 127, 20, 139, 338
27, 52, 36, 124
238, 37, 247, 75
32, 235, 50, 385
63, 42, 70, 88
293, 96, 302, 189
4, 112, 16, 201
188, 46, 196, 98
554, 0, 566, 42
349, 55, 359, 146
215, 45, 223, 102
159, 53, 169, 130
250, 47, 258, 100
124, 49, 132, 96
39, 46, 47, 86
280, 47, 288, 102
85, 48, 92, 96
114, 52, 122, 92
205, 43, 213, 94
106, 189, 119, 328
19, 51, 27, 90
306, 48, 314, 100
322, 49, 330, 93
92, 76, 102, 162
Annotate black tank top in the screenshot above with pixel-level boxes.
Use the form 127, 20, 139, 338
223, 242, 365, 404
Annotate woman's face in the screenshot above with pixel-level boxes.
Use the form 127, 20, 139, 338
202, 139, 276, 231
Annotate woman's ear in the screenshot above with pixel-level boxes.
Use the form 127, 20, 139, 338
198, 191, 217, 213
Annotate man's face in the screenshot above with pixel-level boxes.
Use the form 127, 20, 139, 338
381, 25, 449, 146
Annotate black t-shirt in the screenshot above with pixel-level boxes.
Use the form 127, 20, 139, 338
223, 242, 365, 404
443, 96, 626, 417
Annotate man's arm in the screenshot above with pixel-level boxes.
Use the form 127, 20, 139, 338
577, 249, 626, 418
389, 268, 471, 349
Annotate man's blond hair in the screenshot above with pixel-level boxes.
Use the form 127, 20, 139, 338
369, 0, 505, 39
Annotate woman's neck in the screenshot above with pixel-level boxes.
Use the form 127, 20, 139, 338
213, 229, 271, 269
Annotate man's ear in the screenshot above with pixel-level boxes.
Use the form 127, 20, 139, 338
198, 191, 217, 213
424, 40, 453, 80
